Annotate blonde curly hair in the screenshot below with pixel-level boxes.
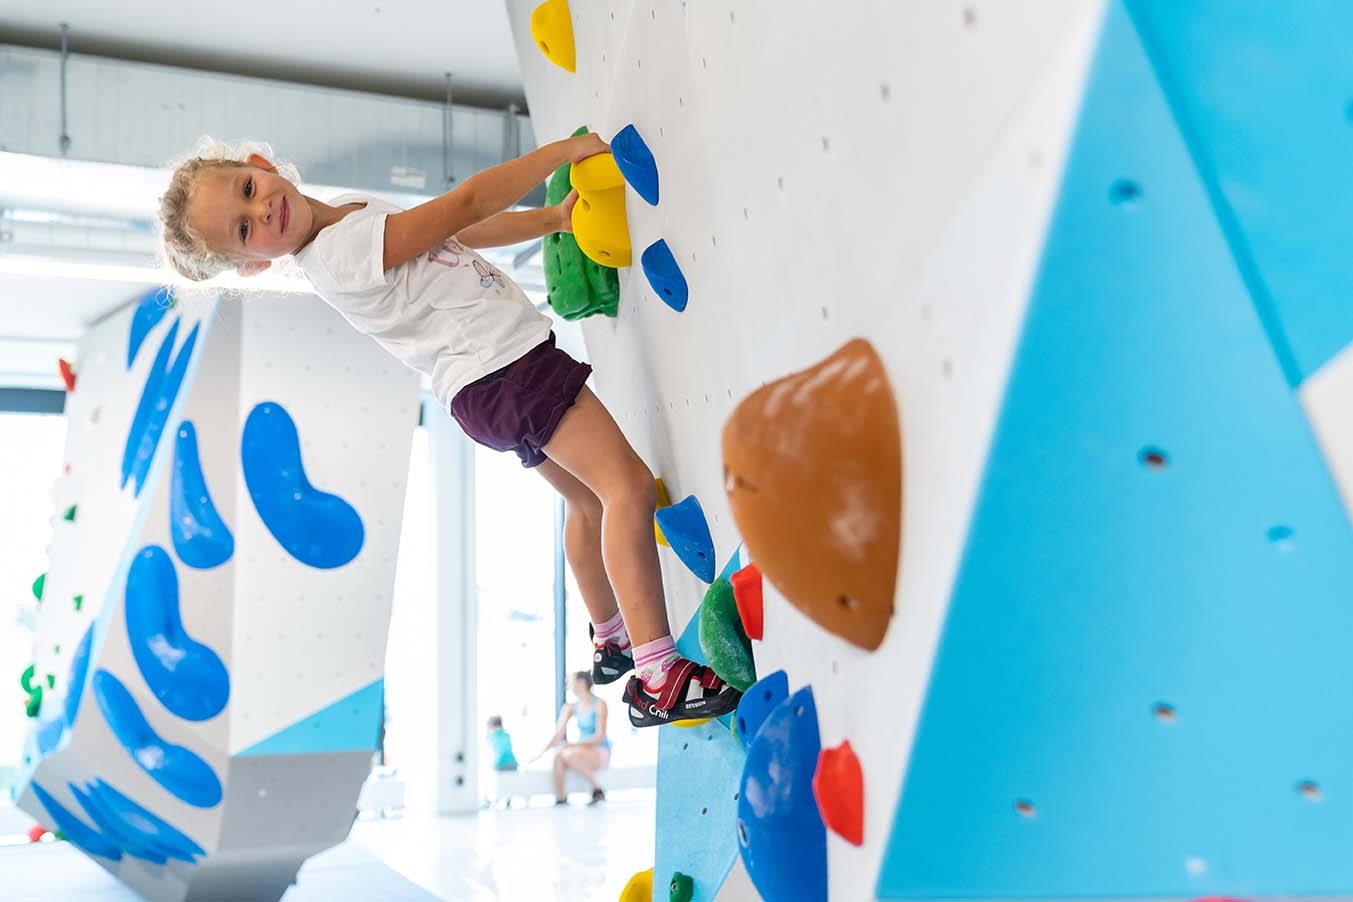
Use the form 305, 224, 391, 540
157, 136, 302, 282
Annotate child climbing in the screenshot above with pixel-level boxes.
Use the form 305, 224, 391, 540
156, 135, 741, 727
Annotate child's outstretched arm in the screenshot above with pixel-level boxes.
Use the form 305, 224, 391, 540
383, 133, 606, 270
456, 190, 577, 249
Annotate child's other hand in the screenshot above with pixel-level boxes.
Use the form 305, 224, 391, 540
556, 190, 578, 233
569, 132, 610, 163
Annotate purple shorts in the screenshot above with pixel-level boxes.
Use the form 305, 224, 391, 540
449, 334, 592, 468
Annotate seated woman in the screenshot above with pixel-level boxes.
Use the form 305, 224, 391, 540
530, 671, 611, 805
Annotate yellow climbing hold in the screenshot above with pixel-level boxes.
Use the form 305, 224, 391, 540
571, 152, 631, 268
530, 0, 576, 73
619, 867, 653, 902
673, 717, 713, 729
654, 477, 672, 547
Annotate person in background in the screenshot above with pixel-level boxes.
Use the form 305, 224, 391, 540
530, 671, 610, 806
486, 715, 519, 772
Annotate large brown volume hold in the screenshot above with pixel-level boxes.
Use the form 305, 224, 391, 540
722, 339, 901, 651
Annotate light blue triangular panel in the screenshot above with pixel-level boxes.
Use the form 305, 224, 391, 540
240, 680, 383, 757
1129, 0, 1353, 384
878, 3, 1353, 897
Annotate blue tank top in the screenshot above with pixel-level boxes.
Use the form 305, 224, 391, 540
575, 701, 610, 751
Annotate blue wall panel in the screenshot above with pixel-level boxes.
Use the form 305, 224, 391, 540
878, 4, 1353, 898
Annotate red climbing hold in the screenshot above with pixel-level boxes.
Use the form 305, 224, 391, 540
27, 824, 47, 843
58, 359, 76, 392
812, 739, 864, 846
731, 563, 764, 640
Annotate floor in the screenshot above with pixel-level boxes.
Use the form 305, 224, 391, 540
0, 791, 656, 901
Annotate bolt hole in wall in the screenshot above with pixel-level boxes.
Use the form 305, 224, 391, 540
1109, 178, 1144, 209
0, 410, 69, 836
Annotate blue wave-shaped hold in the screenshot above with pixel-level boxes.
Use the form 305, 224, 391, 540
242, 401, 365, 569
641, 239, 689, 313
72, 780, 204, 865
71, 783, 165, 864
35, 717, 65, 756
172, 421, 234, 569
611, 123, 659, 206
31, 783, 122, 861
736, 669, 790, 746
65, 624, 94, 728
92, 670, 222, 808
121, 319, 200, 497
737, 685, 828, 902
127, 287, 174, 369
125, 545, 229, 722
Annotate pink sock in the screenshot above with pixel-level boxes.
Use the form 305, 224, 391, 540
633, 636, 680, 690
592, 610, 630, 647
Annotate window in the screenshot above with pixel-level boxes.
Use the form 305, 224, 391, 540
0, 412, 69, 806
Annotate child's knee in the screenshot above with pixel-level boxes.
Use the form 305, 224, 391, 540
568, 493, 604, 528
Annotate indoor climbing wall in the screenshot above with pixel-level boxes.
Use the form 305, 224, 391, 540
513, 0, 1353, 900
509, 1, 1104, 899
16, 288, 419, 901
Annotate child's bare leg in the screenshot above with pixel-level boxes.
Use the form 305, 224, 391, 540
535, 459, 619, 624
542, 387, 670, 645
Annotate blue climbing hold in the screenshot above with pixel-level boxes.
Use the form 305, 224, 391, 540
73, 780, 204, 864
35, 717, 65, 756
642, 240, 689, 313
127, 286, 173, 369
93, 670, 222, 808
735, 670, 789, 747
655, 496, 716, 583
241, 401, 365, 570
70, 783, 167, 865
65, 624, 94, 729
611, 123, 659, 206
737, 685, 827, 902
172, 421, 234, 569
121, 319, 200, 497
30, 783, 122, 861
125, 545, 229, 722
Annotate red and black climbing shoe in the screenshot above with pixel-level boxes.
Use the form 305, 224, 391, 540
590, 625, 634, 686
625, 659, 743, 728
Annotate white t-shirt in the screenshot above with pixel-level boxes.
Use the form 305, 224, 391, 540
293, 192, 552, 407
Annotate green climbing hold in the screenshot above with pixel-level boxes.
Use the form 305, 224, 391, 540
62, 505, 76, 522
45, 673, 54, 690
53, 830, 66, 842
32, 574, 44, 602
73, 594, 83, 612
669, 871, 694, 902
20, 664, 36, 694
52, 644, 60, 656
544, 125, 620, 321
698, 579, 757, 691
25, 685, 41, 718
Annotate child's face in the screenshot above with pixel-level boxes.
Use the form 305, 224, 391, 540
187, 157, 313, 274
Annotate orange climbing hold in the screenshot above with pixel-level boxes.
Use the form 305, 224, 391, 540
58, 358, 76, 392
812, 739, 864, 846
730, 563, 764, 640
722, 339, 901, 651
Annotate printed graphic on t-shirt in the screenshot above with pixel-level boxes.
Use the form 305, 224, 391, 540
428, 238, 467, 270
473, 259, 507, 290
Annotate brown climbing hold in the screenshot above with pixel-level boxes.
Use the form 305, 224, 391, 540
721, 339, 900, 651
